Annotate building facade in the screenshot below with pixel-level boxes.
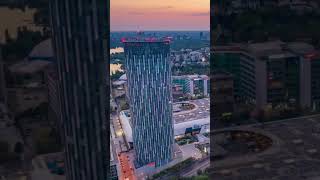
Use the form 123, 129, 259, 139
0, 48, 6, 104
213, 42, 315, 110
172, 75, 210, 97
123, 39, 174, 168
50, 0, 109, 180
211, 71, 234, 120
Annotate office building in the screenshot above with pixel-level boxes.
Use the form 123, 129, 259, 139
211, 71, 234, 120
213, 46, 256, 103
287, 42, 320, 110
172, 75, 210, 97
213, 41, 315, 110
247, 42, 300, 108
123, 38, 174, 168
50, 0, 109, 180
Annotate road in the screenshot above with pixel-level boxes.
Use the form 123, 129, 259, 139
111, 89, 136, 180
119, 153, 136, 180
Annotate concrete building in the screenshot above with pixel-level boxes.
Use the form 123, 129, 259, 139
248, 41, 301, 109
123, 38, 174, 168
287, 42, 320, 110
50, 0, 109, 180
213, 45, 256, 103
213, 41, 318, 110
172, 75, 210, 97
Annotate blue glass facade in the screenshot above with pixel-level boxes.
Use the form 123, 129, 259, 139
124, 41, 174, 167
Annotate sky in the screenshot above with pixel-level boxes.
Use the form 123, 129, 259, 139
111, 0, 210, 31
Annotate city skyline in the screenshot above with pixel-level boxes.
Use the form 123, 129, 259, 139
111, 0, 209, 31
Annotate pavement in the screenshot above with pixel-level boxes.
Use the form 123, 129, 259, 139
209, 114, 320, 180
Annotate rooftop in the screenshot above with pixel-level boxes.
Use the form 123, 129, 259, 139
248, 41, 286, 57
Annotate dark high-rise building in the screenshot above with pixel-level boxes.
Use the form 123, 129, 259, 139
50, 0, 109, 180
0, 48, 6, 104
123, 38, 174, 168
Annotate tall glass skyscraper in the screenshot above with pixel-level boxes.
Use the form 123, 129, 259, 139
123, 38, 174, 168
49, 0, 109, 180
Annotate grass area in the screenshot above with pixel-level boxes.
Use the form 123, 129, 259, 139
175, 135, 198, 146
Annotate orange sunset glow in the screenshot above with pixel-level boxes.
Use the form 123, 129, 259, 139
111, 0, 210, 31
